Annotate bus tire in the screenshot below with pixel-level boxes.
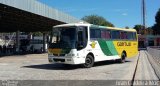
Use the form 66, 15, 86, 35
63, 64, 70, 67
82, 55, 94, 68
118, 52, 126, 63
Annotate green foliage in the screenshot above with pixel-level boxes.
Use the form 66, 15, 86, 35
81, 15, 114, 27
155, 9, 160, 25
152, 24, 160, 35
125, 26, 129, 29
147, 27, 153, 35
133, 25, 153, 35
33, 32, 43, 36
152, 9, 160, 35
133, 24, 144, 34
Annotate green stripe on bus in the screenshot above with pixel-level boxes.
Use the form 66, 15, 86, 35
98, 40, 118, 56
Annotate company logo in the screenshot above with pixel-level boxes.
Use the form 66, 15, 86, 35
90, 42, 97, 48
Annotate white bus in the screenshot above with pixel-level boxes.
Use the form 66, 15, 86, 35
20, 37, 47, 53
48, 23, 138, 68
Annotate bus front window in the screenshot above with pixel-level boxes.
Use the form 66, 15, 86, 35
49, 27, 77, 49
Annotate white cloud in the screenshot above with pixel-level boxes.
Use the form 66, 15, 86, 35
114, 9, 128, 12
113, 9, 129, 16
60, 8, 98, 13
122, 13, 128, 16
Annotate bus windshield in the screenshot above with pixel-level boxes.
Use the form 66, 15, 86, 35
49, 27, 77, 49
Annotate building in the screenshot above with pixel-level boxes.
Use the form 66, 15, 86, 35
138, 35, 160, 48
0, 0, 84, 53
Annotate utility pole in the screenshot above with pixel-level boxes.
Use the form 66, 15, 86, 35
141, 0, 147, 35
142, 0, 146, 29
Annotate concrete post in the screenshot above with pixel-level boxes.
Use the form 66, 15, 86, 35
16, 30, 20, 54
43, 33, 46, 53
154, 38, 157, 46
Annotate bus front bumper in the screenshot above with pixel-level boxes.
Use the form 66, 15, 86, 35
48, 56, 85, 65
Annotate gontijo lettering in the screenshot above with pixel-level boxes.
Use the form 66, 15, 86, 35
117, 42, 131, 46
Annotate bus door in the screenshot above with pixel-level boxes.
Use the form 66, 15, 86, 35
77, 26, 88, 50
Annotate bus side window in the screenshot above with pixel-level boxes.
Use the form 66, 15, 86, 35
133, 32, 137, 40
121, 32, 127, 39
90, 28, 101, 40
111, 30, 120, 40
101, 30, 106, 39
127, 32, 134, 40
95, 29, 101, 38
106, 30, 111, 39
90, 29, 95, 39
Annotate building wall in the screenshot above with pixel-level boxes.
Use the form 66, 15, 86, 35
138, 35, 160, 48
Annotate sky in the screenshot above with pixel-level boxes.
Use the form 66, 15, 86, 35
38, 0, 160, 28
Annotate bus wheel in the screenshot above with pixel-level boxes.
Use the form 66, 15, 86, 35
118, 53, 126, 63
82, 55, 94, 68
63, 64, 70, 67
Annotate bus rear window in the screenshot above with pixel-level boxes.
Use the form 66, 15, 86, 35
127, 32, 137, 40
132, 32, 137, 40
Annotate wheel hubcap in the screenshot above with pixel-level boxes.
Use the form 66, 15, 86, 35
85, 58, 91, 65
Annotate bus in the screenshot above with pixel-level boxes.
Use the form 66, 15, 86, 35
48, 23, 138, 68
20, 37, 47, 53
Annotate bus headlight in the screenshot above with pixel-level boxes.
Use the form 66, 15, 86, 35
48, 58, 52, 62
67, 59, 72, 61
48, 53, 53, 56
67, 54, 76, 57
71, 54, 76, 56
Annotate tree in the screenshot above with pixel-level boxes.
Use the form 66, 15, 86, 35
152, 24, 160, 35
32, 31, 50, 36
32, 32, 43, 36
133, 24, 144, 34
152, 9, 160, 35
81, 15, 114, 27
147, 27, 153, 35
155, 9, 160, 25
125, 26, 129, 29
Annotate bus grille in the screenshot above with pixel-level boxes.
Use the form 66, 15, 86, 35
53, 58, 65, 62
53, 54, 65, 56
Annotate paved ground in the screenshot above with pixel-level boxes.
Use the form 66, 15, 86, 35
0, 51, 159, 81
134, 51, 158, 80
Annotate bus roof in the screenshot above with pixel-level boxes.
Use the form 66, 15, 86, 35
53, 23, 90, 28
53, 23, 136, 32
92, 25, 136, 32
